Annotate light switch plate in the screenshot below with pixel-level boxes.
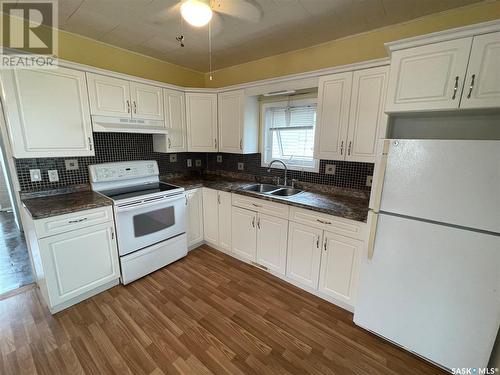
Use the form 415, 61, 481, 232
64, 159, 79, 171
29, 169, 41, 182
195, 159, 202, 167
366, 175, 373, 187
187, 159, 192, 167
325, 164, 336, 175
217, 155, 223, 163
48, 170, 59, 182
169, 154, 177, 163
237, 162, 244, 171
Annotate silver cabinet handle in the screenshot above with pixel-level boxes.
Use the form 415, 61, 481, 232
111, 231, 115, 240
467, 74, 476, 99
323, 239, 327, 251
68, 217, 87, 224
133, 101, 137, 113
252, 203, 261, 208
240, 139, 242, 150
167, 138, 171, 149
340, 141, 344, 155
252, 217, 255, 228
217, 193, 221, 204
126, 100, 131, 113
88, 137, 93, 151
348, 141, 352, 156
317, 219, 332, 225
316, 236, 320, 249
257, 216, 260, 229
214, 139, 217, 149
452, 76, 459, 100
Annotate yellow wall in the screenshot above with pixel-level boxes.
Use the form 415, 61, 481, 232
58, 30, 205, 87
204, 1, 500, 87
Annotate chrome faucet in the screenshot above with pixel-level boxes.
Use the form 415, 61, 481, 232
267, 160, 288, 186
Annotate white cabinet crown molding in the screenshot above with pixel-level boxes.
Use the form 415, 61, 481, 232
385, 19, 500, 55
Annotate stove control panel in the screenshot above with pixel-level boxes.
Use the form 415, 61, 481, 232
89, 160, 158, 183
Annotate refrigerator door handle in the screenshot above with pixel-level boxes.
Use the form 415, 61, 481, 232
367, 211, 379, 260
371, 140, 391, 212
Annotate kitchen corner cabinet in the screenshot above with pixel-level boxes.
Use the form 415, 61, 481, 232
314, 66, 388, 163
218, 90, 259, 153
202, 188, 232, 253
1, 67, 94, 158
87, 73, 164, 121
153, 89, 187, 153
386, 31, 500, 112
186, 93, 218, 152
186, 189, 203, 248
22, 206, 120, 313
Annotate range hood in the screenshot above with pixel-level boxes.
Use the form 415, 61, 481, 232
92, 115, 167, 134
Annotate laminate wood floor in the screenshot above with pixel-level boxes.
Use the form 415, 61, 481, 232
0, 245, 445, 375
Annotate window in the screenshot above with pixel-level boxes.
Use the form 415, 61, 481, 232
261, 98, 318, 172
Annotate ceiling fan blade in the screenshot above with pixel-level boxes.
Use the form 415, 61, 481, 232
211, 0, 262, 23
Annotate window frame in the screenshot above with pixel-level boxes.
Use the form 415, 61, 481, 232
260, 97, 319, 173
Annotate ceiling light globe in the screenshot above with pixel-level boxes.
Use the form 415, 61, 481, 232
181, 0, 213, 27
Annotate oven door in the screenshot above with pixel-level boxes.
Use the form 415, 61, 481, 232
114, 194, 186, 256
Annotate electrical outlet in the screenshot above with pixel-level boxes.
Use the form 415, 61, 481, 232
325, 164, 336, 175
65, 159, 79, 171
195, 159, 202, 167
366, 175, 373, 187
187, 159, 192, 167
29, 169, 41, 182
217, 155, 223, 163
48, 170, 59, 182
169, 154, 177, 163
237, 162, 244, 171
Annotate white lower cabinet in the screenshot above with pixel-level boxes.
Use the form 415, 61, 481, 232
218, 191, 232, 253
186, 189, 203, 247
231, 206, 257, 261
286, 221, 323, 289
202, 188, 232, 253
318, 232, 363, 306
256, 213, 288, 275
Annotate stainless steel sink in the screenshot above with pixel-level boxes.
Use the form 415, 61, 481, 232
270, 188, 303, 196
242, 184, 280, 193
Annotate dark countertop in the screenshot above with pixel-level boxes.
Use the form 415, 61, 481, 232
166, 176, 369, 223
22, 191, 113, 220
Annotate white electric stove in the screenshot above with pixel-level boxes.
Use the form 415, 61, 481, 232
89, 160, 187, 284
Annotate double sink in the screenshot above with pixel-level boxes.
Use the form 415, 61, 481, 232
241, 184, 302, 197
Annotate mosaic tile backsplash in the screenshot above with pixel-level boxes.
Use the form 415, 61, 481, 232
15, 133, 373, 192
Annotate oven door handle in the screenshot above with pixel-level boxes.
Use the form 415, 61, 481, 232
115, 194, 184, 212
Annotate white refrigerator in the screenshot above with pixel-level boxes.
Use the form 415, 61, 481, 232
354, 140, 500, 371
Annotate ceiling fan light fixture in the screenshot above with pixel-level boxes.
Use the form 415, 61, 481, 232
180, 0, 213, 27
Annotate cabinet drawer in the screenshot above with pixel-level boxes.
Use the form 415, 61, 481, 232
232, 193, 289, 219
34, 206, 113, 238
289, 207, 365, 240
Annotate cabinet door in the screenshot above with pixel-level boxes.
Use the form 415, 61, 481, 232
202, 188, 219, 246
218, 191, 232, 254
346, 66, 389, 163
130, 82, 164, 120
318, 232, 362, 307
39, 222, 119, 307
286, 222, 322, 289
1, 67, 94, 158
314, 72, 352, 161
256, 213, 288, 275
166, 89, 187, 152
218, 90, 243, 153
186, 93, 218, 152
385, 38, 472, 112
86, 73, 131, 117
186, 189, 203, 248
231, 206, 257, 262
460, 31, 500, 109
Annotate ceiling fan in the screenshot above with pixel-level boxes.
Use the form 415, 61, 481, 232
173, 0, 262, 28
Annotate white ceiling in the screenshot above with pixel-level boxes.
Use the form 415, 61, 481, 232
57, 0, 485, 72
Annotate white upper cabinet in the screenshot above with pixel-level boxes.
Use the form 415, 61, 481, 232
87, 73, 164, 121
130, 82, 164, 120
186, 92, 218, 152
318, 232, 362, 307
87, 73, 131, 117
346, 66, 389, 162
153, 89, 187, 153
218, 90, 258, 154
314, 72, 352, 160
460, 31, 500, 109
386, 38, 472, 112
1, 67, 94, 158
